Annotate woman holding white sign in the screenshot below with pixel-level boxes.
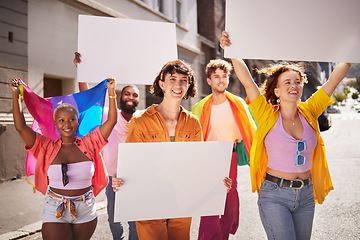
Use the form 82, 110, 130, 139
113, 60, 232, 240
220, 31, 351, 240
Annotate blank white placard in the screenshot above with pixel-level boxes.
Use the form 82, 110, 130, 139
225, 0, 360, 63
77, 15, 178, 84
114, 141, 233, 222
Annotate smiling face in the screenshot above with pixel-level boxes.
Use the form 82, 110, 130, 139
120, 86, 139, 114
54, 107, 79, 138
159, 72, 190, 100
207, 68, 229, 94
274, 70, 303, 103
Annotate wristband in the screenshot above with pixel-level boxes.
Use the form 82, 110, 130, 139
109, 95, 117, 99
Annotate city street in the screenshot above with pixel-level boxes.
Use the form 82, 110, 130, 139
1, 101, 359, 240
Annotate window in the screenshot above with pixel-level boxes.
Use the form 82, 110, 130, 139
8, 32, 13, 42
44, 77, 62, 98
176, 0, 182, 23
157, 0, 164, 13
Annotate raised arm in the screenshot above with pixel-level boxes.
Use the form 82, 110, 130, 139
322, 62, 352, 97
9, 78, 36, 148
99, 78, 117, 140
220, 31, 260, 102
74, 52, 90, 92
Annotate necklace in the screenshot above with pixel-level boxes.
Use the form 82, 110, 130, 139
281, 113, 296, 126
159, 105, 180, 126
61, 140, 75, 145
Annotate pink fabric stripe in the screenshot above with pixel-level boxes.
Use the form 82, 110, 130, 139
21, 80, 54, 176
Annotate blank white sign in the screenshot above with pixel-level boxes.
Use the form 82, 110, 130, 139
77, 15, 178, 84
114, 141, 233, 222
225, 0, 360, 63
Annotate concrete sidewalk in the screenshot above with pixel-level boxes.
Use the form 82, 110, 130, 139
0, 176, 107, 240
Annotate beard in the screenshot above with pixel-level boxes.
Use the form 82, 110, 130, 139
120, 98, 138, 114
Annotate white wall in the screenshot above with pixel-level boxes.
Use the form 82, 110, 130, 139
28, 0, 85, 96
28, 0, 199, 110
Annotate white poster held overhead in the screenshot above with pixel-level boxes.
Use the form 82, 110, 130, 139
77, 15, 177, 84
114, 141, 233, 222
225, 0, 360, 63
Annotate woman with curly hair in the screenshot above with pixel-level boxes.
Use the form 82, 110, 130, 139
221, 31, 351, 240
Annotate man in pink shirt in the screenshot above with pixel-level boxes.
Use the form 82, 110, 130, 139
76, 53, 141, 240
80, 82, 140, 240
102, 85, 141, 240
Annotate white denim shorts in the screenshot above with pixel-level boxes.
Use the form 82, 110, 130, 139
43, 190, 97, 224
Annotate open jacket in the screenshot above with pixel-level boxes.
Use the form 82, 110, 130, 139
126, 104, 203, 143
247, 88, 334, 204
26, 127, 108, 196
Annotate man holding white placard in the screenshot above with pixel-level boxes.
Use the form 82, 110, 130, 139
75, 53, 140, 240
192, 59, 256, 240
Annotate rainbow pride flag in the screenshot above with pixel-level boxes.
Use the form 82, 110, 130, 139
19, 79, 108, 176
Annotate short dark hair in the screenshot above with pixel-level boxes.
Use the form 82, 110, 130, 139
121, 85, 139, 95
150, 60, 196, 99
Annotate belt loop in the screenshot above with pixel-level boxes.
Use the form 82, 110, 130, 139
279, 178, 284, 187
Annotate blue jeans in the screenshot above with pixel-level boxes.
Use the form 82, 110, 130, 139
106, 176, 139, 240
258, 179, 315, 240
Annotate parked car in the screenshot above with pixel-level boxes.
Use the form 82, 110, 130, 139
327, 106, 340, 114
318, 111, 331, 132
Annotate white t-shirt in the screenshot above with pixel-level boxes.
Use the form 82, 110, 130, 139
206, 100, 242, 142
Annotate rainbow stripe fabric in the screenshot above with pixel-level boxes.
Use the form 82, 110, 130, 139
19, 79, 107, 176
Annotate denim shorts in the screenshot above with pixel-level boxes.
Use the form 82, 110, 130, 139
43, 190, 97, 224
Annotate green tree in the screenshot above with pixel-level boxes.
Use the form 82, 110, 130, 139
352, 92, 359, 100
334, 92, 347, 103
347, 79, 360, 93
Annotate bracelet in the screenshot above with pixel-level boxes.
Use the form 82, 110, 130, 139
109, 95, 117, 99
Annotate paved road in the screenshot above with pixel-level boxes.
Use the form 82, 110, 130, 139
1, 102, 359, 240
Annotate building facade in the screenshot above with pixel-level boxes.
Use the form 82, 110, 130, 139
0, 0, 200, 181
0, 0, 331, 181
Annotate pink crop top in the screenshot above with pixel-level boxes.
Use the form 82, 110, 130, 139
48, 161, 95, 190
264, 112, 317, 173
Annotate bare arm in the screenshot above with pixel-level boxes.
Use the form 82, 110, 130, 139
220, 31, 260, 102
9, 79, 36, 148
99, 78, 117, 140
74, 52, 90, 92
322, 62, 352, 97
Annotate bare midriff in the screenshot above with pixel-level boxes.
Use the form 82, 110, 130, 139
266, 168, 311, 180
50, 186, 92, 197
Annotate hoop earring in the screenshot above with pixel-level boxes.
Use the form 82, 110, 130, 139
277, 98, 280, 104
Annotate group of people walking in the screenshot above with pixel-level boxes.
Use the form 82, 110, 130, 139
9, 31, 351, 240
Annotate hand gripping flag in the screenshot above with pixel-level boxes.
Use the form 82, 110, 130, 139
19, 79, 108, 176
